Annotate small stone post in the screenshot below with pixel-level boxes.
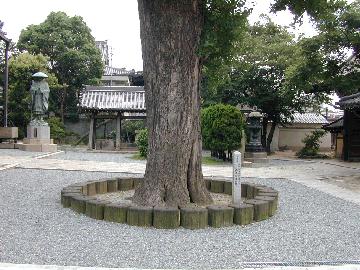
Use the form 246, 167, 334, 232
232, 151, 242, 204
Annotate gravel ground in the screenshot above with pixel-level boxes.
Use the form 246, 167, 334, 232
44, 150, 144, 164
0, 168, 359, 269
266, 158, 310, 166
45, 150, 308, 167
0, 149, 43, 157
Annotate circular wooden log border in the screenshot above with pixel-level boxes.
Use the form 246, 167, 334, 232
61, 177, 279, 229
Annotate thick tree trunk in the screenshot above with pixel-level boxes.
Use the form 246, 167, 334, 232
133, 0, 212, 207
266, 121, 277, 153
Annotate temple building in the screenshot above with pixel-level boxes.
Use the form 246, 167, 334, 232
324, 92, 360, 161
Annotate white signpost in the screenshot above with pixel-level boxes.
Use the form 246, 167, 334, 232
232, 151, 242, 204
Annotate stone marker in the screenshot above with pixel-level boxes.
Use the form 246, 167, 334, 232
232, 151, 242, 204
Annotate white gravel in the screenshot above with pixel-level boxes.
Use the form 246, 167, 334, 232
45, 150, 144, 164
0, 168, 359, 269
0, 149, 43, 157
46, 150, 307, 167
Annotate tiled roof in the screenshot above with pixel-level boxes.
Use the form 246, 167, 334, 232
292, 113, 329, 124
323, 117, 343, 132
79, 86, 145, 112
338, 92, 360, 109
104, 66, 135, 76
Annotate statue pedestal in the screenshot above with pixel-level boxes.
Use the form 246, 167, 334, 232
244, 152, 269, 167
18, 125, 57, 152
0, 127, 19, 149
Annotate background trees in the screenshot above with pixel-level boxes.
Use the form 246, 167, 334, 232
204, 19, 328, 152
17, 12, 103, 121
202, 0, 360, 153
272, 0, 360, 97
200, 0, 250, 96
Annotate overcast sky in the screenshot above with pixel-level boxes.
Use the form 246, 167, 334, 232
1, 0, 320, 72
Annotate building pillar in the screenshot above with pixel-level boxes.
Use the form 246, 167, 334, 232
116, 113, 122, 150
343, 110, 349, 161
88, 112, 97, 150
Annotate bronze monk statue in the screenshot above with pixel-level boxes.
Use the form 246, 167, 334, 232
30, 72, 50, 126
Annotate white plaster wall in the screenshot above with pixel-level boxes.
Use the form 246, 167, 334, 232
278, 127, 331, 151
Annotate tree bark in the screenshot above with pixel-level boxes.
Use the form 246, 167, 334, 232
266, 121, 277, 153
133, 0, 212, 207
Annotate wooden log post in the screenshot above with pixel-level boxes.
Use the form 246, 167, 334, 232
180, 207, 208, 229
229, 203, 254, 225
107, 179, 118, 192
207, 205, 234, 228
153, 206, 180, 229
104, 203, 129, 223
244, 199, 269, 221
127, 205, 153, 227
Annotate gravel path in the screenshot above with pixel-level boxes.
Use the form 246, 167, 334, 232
45, 150, 145, 164
0, 149, 43, 157
0, 168, 359, 269
46, 150, 306, 167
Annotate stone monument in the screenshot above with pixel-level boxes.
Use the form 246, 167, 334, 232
18, 72, 57, 152
244, 110, 268, 164
232, 151, 242, 204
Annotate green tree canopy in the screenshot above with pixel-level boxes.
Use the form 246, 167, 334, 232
210, 19, 329, 152
200, 0, 250, 98
17, 11, 103, 120
272, 0, 360, 97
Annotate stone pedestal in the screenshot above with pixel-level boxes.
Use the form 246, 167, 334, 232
244, 151, 268, 164
0, 127, 18, 139
18, 125, 57, 152
0, 127, 18, 149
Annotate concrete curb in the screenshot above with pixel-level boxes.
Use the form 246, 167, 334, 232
1, 262, 360, 270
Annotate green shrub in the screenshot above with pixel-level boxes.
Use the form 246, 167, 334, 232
296, 130, 327, 158
122, 120, 145, 143
201, 104, 244, 160
135, 128, 148, 158
47, 116, 66, 143
108, 120, 145, 143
